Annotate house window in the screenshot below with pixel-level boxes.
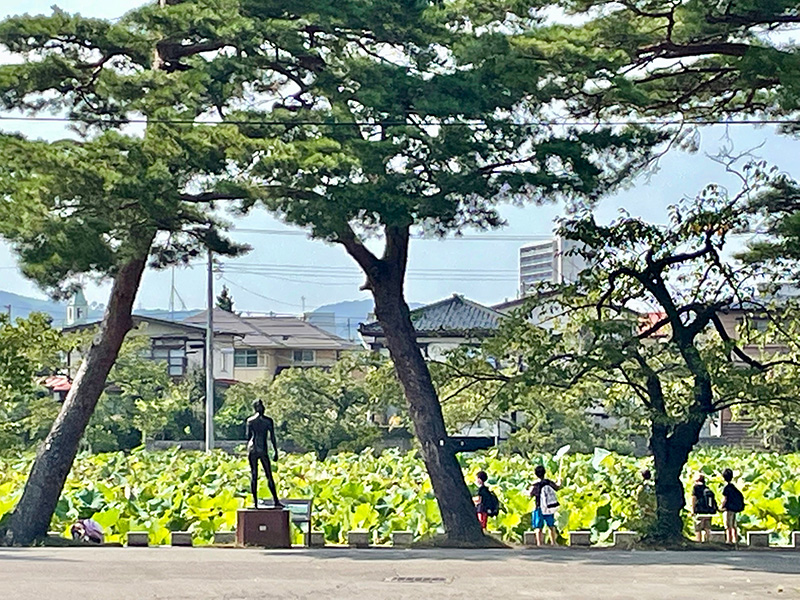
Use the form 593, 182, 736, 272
234, 349, 259, 367
152, 346, 186, 377
292, 349, 315, 363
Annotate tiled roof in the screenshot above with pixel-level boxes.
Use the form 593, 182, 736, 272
183, 309, 356, 350
360, 294, 506, 337
63, 314, 210, 334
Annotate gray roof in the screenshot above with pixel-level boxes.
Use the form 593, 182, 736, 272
63, 314, 209, 335
183, 309, 356, 350
360, 294, 506, 338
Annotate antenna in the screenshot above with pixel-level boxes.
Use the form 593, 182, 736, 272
169, 267, 175, 320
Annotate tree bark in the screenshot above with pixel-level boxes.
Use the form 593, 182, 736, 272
370, 274, 484, 544
3, 244, 152, 545
649, 419, 704, 543
338, 225, 484, 544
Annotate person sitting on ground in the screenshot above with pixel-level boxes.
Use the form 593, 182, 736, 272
529, 464, 561, 546
70, 517, 104, 544
691, 473, 718, 542
474, 470, 499, 530
720, 468, 745, 546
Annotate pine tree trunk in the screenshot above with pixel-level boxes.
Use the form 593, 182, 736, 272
649, 420, 704, 543
3, 247, 151, 545
372, 280, 485, 544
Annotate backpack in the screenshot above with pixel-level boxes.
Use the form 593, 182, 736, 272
483, 488, 500, 517
725, 485, 745, 513
540, 483, 559, 515
696, 486, 718, 515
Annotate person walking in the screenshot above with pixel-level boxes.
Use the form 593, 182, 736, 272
529, 465, 560, 546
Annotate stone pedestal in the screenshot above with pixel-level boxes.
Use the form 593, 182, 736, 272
171, 531, 193, 547
347, 530, 371, 548
613, 531, 637, 549
127, 532, 149, 547
236, 509, 291, 548
569, 531, 592, 547
392, 531, 413, 548
309, 532, 326, 547
214, 531, 236, 545
747, 531, 770, 548
523, 531, 538, 546
792, 531, 800, 549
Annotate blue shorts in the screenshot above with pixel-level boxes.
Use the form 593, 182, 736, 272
531, 508, 555, 529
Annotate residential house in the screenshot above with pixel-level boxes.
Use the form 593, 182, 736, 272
62, 309, 357, 387
360, 294, 510, 443
184, 309, 358, 384
63, 315, 224, 379
359, 294, 506, 360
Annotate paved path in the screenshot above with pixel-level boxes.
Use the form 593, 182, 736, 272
1, 546, 800, 600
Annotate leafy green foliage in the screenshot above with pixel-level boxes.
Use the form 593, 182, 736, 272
537, 0, 800, 122
79, 337, 196, 453
432, 348, 644, 455
740, 172, 800, 281
1, 447, 797, 544
0, 313, 69, 449
219, 353, 404, 459
433, 165, 800, 540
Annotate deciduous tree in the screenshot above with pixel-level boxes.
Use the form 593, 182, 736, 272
0, 313, 67, 451
466, 168, 800, 542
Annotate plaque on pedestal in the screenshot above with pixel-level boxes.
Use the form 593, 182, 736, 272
236, 508, 291, 548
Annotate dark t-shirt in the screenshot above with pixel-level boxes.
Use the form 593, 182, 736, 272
530, 479, 559, 509
476, 485, 492, 513
722, 483, 744, 512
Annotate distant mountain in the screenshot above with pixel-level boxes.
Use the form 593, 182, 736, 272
309, 298, 423, 341
134, 309, 201, 322
0, 289, 201, 326
0, 290, 66, 323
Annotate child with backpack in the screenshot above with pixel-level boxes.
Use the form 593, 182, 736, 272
720, 468, 745, 545
691, 473, 718, 542
475, 470, 500, 530
529, 465, 561, 546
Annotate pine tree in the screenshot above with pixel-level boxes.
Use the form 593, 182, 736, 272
216, 286, 234, 313
0, 0, 664, 545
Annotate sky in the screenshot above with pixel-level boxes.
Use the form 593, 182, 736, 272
2, 0, 800, 315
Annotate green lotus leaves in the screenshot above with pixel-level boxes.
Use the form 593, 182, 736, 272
2, 446, 799, 544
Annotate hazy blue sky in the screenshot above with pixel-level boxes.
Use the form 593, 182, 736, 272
2, 0, 799, 314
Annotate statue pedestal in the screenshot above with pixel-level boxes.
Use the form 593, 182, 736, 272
236, 509, 291, 548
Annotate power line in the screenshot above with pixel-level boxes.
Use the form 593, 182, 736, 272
220, 267, 517, 281
219, 276, 304, 308
219, 262, 518, 273
229, 227, 554, 241
2, 114, 799, 128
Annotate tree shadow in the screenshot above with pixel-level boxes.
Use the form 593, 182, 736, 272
0, 549, 78, 562
259, 547, 800, 574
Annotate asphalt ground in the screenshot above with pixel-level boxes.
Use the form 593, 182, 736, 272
1, 546, 800, 600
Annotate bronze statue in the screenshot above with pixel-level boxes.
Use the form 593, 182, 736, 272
246, 399, 283, 509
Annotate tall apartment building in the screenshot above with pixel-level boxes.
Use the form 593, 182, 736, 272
519, 237, 586, 295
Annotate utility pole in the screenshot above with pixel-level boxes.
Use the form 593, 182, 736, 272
205, 249, 215, 452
